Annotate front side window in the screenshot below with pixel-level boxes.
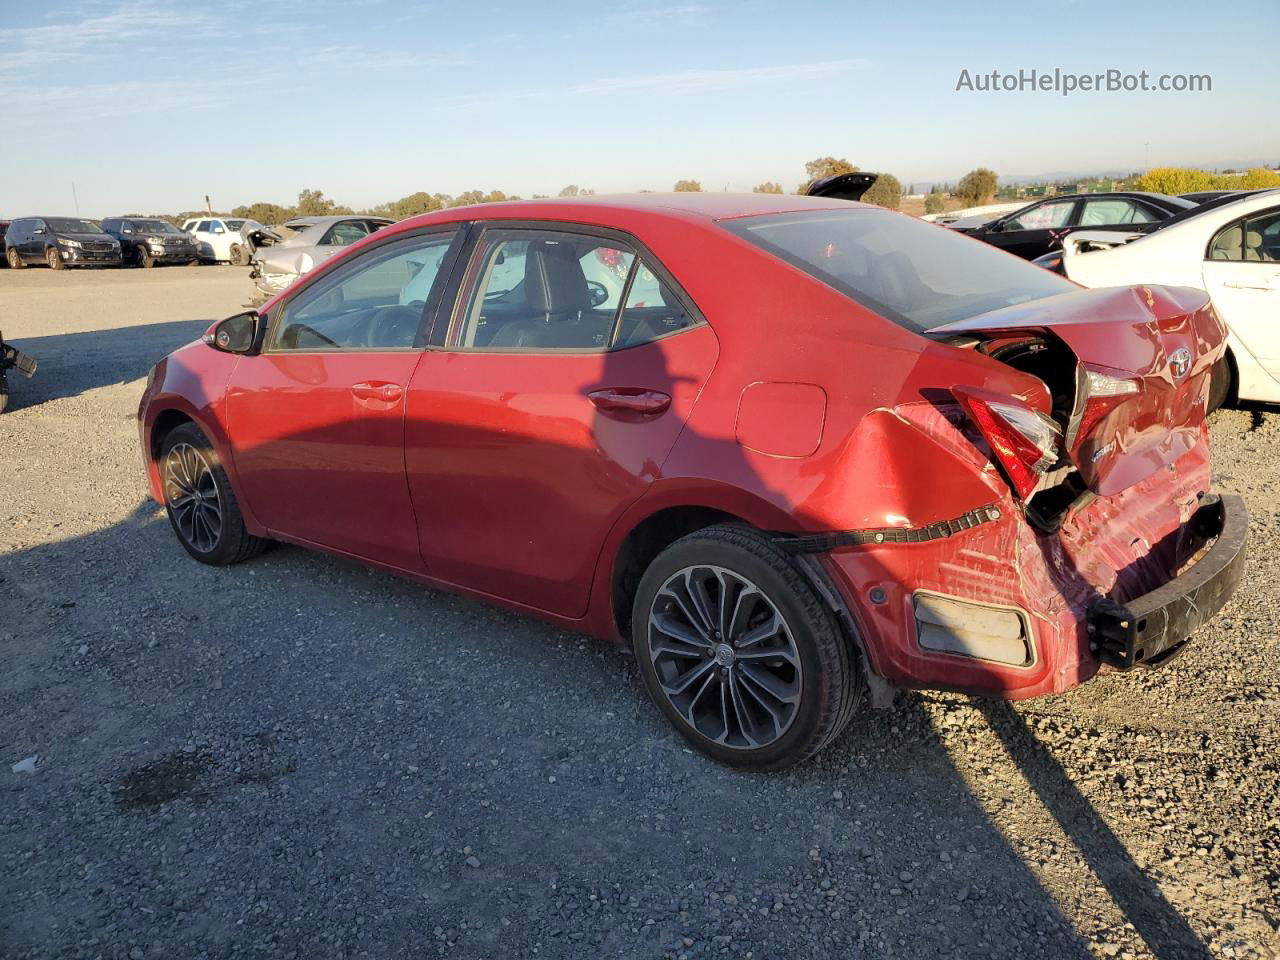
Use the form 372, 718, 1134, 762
452, 229, 697, 351
1079, 198, 1156, 226
728, 208, 1076, 333
270, 231, 457, 352
195, 221, 211, 233
321, 221, 370, 247
1005, 200, 1075, 231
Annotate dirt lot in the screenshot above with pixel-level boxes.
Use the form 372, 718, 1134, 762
1, 267, 1277, 960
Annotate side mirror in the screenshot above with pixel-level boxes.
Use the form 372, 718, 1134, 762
123, 228, 134, 235
203, 312, 258, 354
212, 226, 225, 234
986, 219, 1004, 233
33, 227, 46, 235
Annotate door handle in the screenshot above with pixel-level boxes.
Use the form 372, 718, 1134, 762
587, 388, 672, 418
351, 381, 403, 402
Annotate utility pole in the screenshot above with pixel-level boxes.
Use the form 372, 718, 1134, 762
72, 183, 80, 216
206, 194, 213, 215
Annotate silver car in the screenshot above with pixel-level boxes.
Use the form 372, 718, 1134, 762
248, 215, 394, 299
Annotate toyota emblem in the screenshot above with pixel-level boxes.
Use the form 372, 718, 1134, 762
1169, 348, 1192, 379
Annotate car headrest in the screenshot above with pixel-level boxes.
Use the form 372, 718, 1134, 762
524, 241, 592, 314
1211, 226, 1242, 260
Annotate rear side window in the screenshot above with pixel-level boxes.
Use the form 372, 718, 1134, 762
451, 228, 699, 352
728, 208, 1075, 332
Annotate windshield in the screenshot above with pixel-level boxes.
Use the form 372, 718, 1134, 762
48, 218, 104, 234
132, 219, 181, 234
727, 208, 1076, 332
224, 219, 245, 230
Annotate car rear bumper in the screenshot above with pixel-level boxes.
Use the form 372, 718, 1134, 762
1088, 494, 1247, 670
815, 438, 1244, 700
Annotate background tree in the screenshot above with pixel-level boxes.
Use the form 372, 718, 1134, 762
557, 185, 595, 197
955, 168, 998, 205
371, 191, 451, 219
295, 189, 337, 216
450, 189, 518, 207
673, 179, 702, 192
231, 202, 293, 225
861, 172, 902, 209
924, 190, 946, 215
799, 156, 858, 193
752, 181, 784, 194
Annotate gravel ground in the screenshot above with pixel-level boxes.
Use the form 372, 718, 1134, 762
1, 267, 1277, 960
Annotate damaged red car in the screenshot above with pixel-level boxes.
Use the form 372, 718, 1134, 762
138, 193, 1248, 769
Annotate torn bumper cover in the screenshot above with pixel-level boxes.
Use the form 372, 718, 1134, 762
1089, 494, 1247, 670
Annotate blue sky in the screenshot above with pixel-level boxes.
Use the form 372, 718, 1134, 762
2, 0, 1277, 216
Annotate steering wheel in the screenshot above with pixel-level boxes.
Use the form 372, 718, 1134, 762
586, 281, 609, 308
364, 305, 421, 348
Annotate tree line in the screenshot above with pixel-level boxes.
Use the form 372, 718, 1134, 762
151, 160, 1279, 228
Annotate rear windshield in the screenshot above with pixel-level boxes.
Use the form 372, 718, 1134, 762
727, 208, 1075, 332
133, 219, 181, 234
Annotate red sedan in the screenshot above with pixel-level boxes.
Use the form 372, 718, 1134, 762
138, 193, 1248, 769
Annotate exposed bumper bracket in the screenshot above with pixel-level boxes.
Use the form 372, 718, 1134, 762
775, 503, 1004, 555
1088, 494, 1248, 670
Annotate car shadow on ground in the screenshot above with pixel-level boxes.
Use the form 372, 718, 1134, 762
2, 318, 211, 408
0, 502, 1212, 958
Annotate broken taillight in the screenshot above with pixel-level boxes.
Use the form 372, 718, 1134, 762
1073, 367, 1140, 443
954, 387, 1062, 499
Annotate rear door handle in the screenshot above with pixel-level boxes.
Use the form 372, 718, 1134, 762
587, 388, 672, 418
351, 381, 403, 402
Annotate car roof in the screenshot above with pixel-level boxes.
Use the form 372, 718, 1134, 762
284, 215, 394, 227
396, 192, 861, 233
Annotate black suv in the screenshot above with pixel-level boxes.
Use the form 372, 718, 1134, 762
4, 217, 122, 269
101, 217, 199, 268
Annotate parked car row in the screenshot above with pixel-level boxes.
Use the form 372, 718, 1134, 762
2, 215, 281, 270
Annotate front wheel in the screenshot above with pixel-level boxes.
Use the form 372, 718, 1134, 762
229, 243, 246, 266
136, 244, 155, 268
159, 422, 268, 565
631, 524, 862, 769
46, 247, 65, 270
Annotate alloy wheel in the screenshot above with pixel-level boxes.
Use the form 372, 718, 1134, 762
163, 442, 223, 553
647, 565, 802, 749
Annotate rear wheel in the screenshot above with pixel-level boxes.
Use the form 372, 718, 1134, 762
159, 422, 268, 565
631, 524, 862, 769
6, 247, 24, 269
135, 244, 155, 268
46, 247, 64, 270
229, 243, 245, 266
0, 375, 9, 414
185, 258, 199, 267
1208, 356, 1232, 413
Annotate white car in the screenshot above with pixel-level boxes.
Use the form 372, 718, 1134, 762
180, 217, 257, 264
1057, 189, 1280, 408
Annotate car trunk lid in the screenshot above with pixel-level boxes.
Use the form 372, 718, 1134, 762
932, 284, 1225, 497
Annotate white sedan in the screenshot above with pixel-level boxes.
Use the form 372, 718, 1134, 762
1056, 190, 1280, 408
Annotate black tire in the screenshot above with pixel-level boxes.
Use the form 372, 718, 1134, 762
185, 258, 200, 267
158, 422, 268, 565
0, 376, 9, 414
6, 247, 24, 270
1208, 355, 1232, 413
631, 524, 862, 769
229, 243, 245, 266
136, 243, 155, 268
46, 246, 65, 270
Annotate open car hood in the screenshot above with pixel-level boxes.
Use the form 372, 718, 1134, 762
805, 172, 878, 202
